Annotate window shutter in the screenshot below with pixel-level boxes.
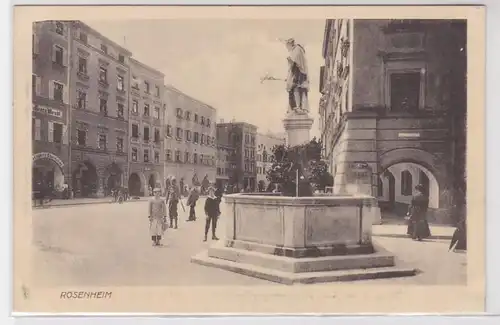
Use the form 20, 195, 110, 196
48, 121, 54, 142
63, 85, 68, 104
63, 48, 68, 67
35, 119, 41, 140
62, 124, 68, 144
35, 76, 41, 96
48, 80, 54, 100
52, 45, 57, 62
33, 34, 40, 54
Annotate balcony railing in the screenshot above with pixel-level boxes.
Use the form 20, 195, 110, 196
77, 71, 89, 81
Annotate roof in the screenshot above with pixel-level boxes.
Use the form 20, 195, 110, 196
164, 85, 217, 112
76, 20, 132, 56
130, 58, 165, 78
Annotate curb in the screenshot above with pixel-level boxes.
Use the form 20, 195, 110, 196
373, 233, 453, 240
33, 199, 149, 209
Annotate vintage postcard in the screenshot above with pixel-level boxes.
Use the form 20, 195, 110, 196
13, 5, 485, 314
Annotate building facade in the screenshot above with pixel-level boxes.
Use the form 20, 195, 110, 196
32, 21, 71, 195
216, 122, 257, 191
215, 120, 236, 190
128, 59, 165, 196
256, 132, 286, 191
163, 86, 217, 191
319, 19, 467, 224
69, 21, 132, 198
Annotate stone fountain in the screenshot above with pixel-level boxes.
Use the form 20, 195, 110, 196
191, 38, 416, 284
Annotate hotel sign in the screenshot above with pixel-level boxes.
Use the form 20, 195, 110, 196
32, 104, 63, 118
398, 132, 421, 138
32, 152, 65, 168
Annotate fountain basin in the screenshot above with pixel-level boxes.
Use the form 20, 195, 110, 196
192, 193, 417, 284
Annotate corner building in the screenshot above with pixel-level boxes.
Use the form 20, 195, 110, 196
319, 19, 466, 224
127, 59, 165, 196
163, 86, 217, 190
69, 21, 132, 197
32, 21, 71, 193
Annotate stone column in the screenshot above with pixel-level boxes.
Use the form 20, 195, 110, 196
282, 112, 314, 147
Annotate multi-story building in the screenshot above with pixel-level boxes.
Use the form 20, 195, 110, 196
32, 21, 71, 194
69, 21, 132, 197
127, 59, 165, 196
256, 132, 286, 191
216, 121, 257, 191
319, 19, 466, 224
163, 86, 217, 191
215, 120, 236, 190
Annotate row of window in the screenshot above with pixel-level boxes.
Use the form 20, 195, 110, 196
32, 76, 66, 102
49, 21, 126, 63
131, 76, 161, 97
131, 100, 161, 119
75, 129, 125, 153
131, 124, 161, 143
164, 150, 215, 166
175, 107, 212, 127
131, 147, 160, 164
32, 119, 66, 144
244, 162, 256, 173
245, 149, 256, 159
165, 126, 215, 146
256, 152, 274, 162
245, 134, 256, 145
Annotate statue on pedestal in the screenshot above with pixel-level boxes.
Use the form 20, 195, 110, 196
284, 38, 310, 115
260, 38, 310, 115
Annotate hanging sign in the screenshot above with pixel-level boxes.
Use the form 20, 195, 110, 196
32, 152, 64, 168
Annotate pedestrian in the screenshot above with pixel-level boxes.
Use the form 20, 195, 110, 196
186, 187, 199, 221
203, 186, 221, 242
215, 186, 223, 202
166, 178, 182, 229
406, 184, 431, 241
149, 187, 167, 246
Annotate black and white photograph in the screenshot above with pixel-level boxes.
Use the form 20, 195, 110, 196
13, 5, 485, 314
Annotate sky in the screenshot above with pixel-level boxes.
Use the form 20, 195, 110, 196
86, 19, 325, 137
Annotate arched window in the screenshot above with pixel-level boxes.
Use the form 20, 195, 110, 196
401, 170, 412, 196
262, 150, 268, 162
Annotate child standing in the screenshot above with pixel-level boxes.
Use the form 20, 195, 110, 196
204, 186, 221, 242
149, 188, 167, 246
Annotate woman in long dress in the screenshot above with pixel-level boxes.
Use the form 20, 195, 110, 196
406, 184, 431, 241
149, 188, 167, 246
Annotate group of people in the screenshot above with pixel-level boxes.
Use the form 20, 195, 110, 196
148, 178, 223, 247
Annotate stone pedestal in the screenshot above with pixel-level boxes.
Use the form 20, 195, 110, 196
191, 193, 416, 284
282, 112, 314, 146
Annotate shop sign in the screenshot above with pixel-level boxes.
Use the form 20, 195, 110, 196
32, 104, 63, 118
398, 132, 421, 138
32, 152, 64, 168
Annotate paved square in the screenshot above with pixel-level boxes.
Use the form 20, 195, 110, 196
32, 199, 466, 286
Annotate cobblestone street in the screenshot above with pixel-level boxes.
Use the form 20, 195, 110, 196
32, 199, 466, 286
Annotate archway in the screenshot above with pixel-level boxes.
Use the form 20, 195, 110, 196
379, 162, 440, 219
105, 162, 123, 195
128, 173, 142, 196
72, 161, 98, 198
